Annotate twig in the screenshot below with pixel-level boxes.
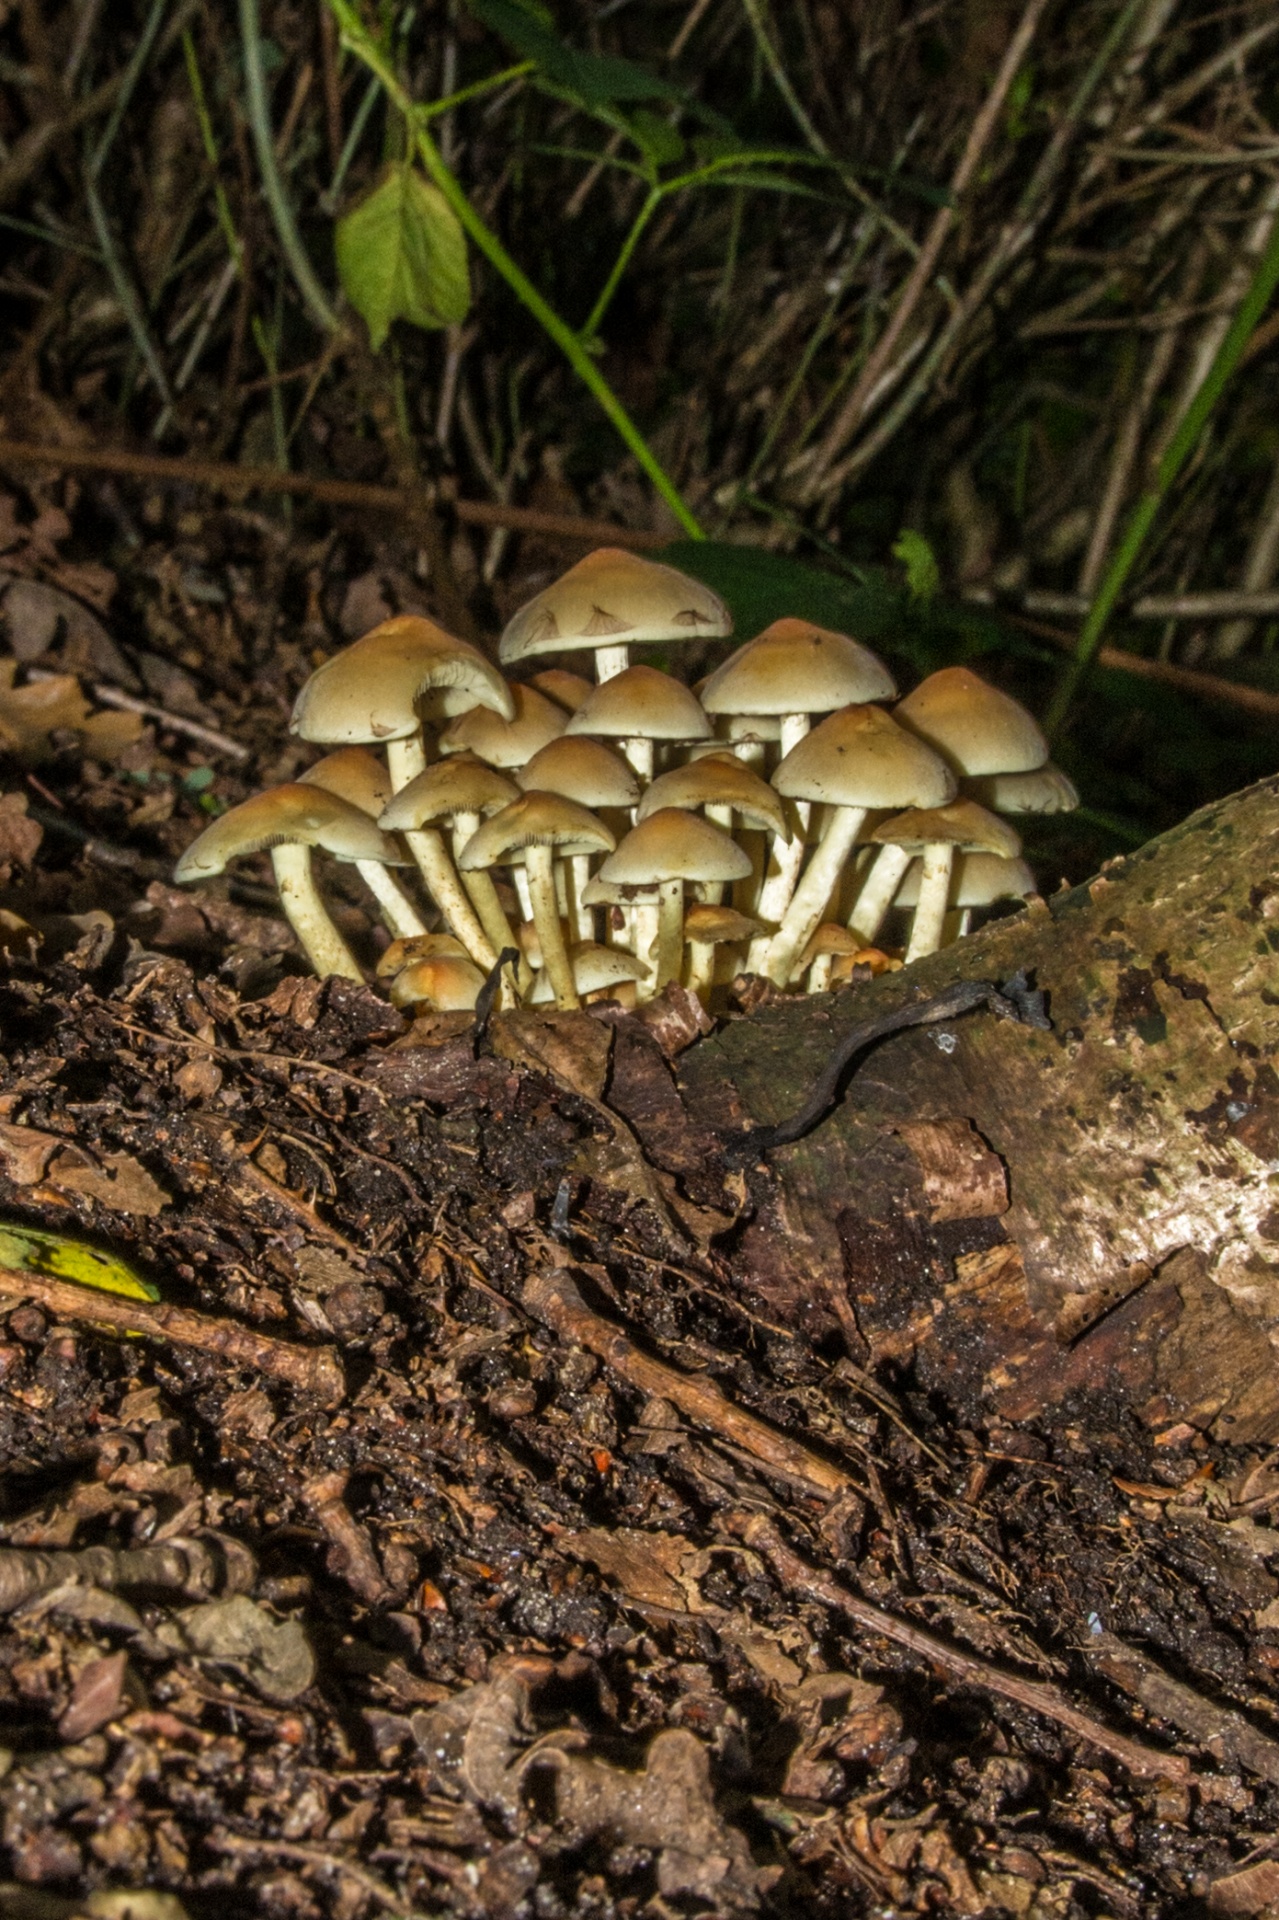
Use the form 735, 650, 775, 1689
732, 1514, 1191, 1783
0, 437, 667, 551
0, 1536, 238, 1614
522, 1265, 856, 1500
0, 1264, 345, 1403
1214, 446, 1279, 656
1027, 589, 1279, 621
302, 1469, 390, 1604
23, 669, 250, 761
1007, 611, 1279, 720
1084, 1630, 1279, 1785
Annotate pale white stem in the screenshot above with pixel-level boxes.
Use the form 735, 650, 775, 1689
954, 909, 972, 940
653, 879, 684, 994
747, 815, 806, 971
848, 844, 913, 943
451, 806, 521, 986
685, 940, 716, 1002
763, 808, 867, 986
271, 844, 364, 981
778, 712, 811, 759
512, 865, 533, 923
622, 736, 653, 783
554, 862, 569, 918
594, 643, 630, 683
404, 826, 497, 969
526, 845, 577, 1009
807, 953, 833, 994
568, 853, 595, 942
632, 897, 661, 990
905, 842, 955, 962
354, 861, 427, 940
386, 735, 427, 790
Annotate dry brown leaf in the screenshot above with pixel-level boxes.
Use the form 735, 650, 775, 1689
0, 660, 142, 763
560, 1526, 703, 1612
48, 1148, 170, 1216
0, 1118, 60, 1185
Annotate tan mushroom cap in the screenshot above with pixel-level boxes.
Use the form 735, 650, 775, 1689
870, 798, 1022, 859
683, 903, 765, 945
528, 943, 649, 1002
564, 665, 711, 745
376, 932, 468, 977
299, 746, 393, 816
895, 850, 1036, 908
516, 735, 640, 809
499, 548, 731, 664
894, 667, 1047, 777
457, 791, 616, 869
528, 668, 594, 713
701, 617, 896, 716
637, 756, 788, 837
175, 784, 403, 882
389, 954, 486, 1011
772, 704, 957, 810
967, 763, 1079, 814
380, 754, 519, 831
798, 922, 865, 969
597, 809, 752, 888
438, 682, 567, 769
291, 615, 514, 743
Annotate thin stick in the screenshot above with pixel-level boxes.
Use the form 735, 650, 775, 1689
734, 1514, 1191, 1783
1008, 613, 1279, 720
522, 1265, 855, 1500
0, 1265, 344, 1403
0, 437, 667, 550
23, 669, 249, 760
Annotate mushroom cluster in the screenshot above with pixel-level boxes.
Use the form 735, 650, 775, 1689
176, 548, 1075, 1014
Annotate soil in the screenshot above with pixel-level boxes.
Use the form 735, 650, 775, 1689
1, 488, 1278, 1919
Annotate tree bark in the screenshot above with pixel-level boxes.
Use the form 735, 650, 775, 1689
675, 774, 1279, 1442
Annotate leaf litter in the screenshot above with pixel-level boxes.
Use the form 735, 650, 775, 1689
0, 478, 1276, 1918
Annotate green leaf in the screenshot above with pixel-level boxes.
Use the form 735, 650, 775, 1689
0, 1222, 160, 1301
336, 163, 470, 350
626, 109, 684, 169
892, 528, 941, 605
468, 0, 682, 107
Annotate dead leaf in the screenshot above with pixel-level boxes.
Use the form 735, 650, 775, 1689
0, 793, 41, 875
155, 1594, 315, 1701
57, 1648, 129, 1741
560, 1527, 703, 1612
1209, 1859, 1279, 1916
0, 1119, 60, 1185
49, 1149, 169, 1216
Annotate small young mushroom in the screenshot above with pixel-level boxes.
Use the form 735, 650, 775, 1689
637, 753, 788, 910
376, 932, 469, 981
175, 784, 404, 982
298, 747, 427, 940
965, 763, 1079, 815
527, 668, 594, 713
593, 809, 751, 996
797, 922, 865, 994
527, 943, 650, 1005
869, 799, 1021, 963
894, 848, 1037, 943
388, 953, 487, 1012
564, 664, 710, 784
458, 792, 615, 1011
516, 737, 641, 941
499, 547, 731, 684
761, 706, 956, 987
437, 682, 567, 770
681, 902, 765, 1004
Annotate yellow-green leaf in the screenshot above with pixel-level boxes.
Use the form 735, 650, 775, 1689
336, 163, 470, 349
0, 1223, 160, 1301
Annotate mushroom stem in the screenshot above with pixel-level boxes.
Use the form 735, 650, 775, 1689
386, 735, 428, 790
451, 808, 524, 989
905, 842, 956, 962
353, 861, 428, 940
632, 897, 660, 987
653, 879, 684, 994
684, 938, 716, 1001
568, 853, 595, 943
525, 844, 578, 1009
956, 908, 973, 939
762, 807, 867, 986
271, 844, 365, 981
403, 827, 498, 970
848, 844, 913, 943
807, 953, 833, 994
593, 643, 630, 683
622, 736, 653, 784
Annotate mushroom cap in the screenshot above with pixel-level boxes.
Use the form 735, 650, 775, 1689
798, 922, 865, 969
870, 798, 1022, 858
438, 682, 567, 769
638, 756, 788, 837
376, 932, 469, 978
175, 784, 404, 882
380, 753, 519, 830
516, 735, 640, 809
683, 903, 766, 945
457, 791, 616, 869
701, 617, 896, 717
527, 668, 594, 713
291, 616, 514, 743
389, 954, 486, 1011
596, 809, 753, 888
773, 704, 957, 810
564, 665, 711, 744
894, 667, 1047, 777
895, 849, 1037, 908
499, 548, 731, 664
722, 712, 782, 743
528, 942, 650, 1002
299, 746, 393, 817
967, 763, 1079, 814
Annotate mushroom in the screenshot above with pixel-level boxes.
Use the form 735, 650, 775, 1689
175, 784, 404, 982
762, 705, 956, 987
637, 751, 788, 915
966, 763, 1079, 815
499, 547, 731, 684
376, 932, 469, 980
869, 799, 1021, 963
564, 664, 710, 784
516, 736, 640, 942
380, 753, 526, 985
681, 902, 765, 1003
701, 619, 897, 933
592, 809, 751, 996
893, 666, 1047, 779
298, 747, 427, 940
894, 848, 1037, 943
388, 953, 487, 1012
527, 943, 650, 1005
438, 682, 567, 769
797, 922, 866, 994
528, 668, 594, 713
458, 792, 615, 1010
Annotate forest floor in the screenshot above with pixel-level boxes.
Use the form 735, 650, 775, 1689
0, 483, 1278, 1920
